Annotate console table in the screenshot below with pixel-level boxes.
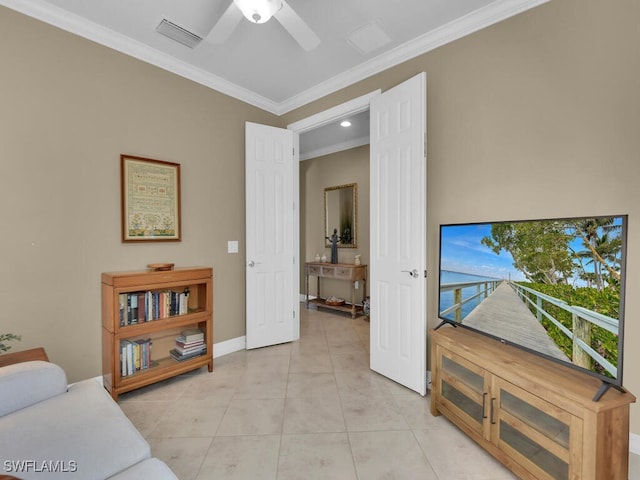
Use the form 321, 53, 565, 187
305, 262, 367, 318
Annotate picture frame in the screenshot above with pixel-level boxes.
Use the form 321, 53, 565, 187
121, 154, 181, 242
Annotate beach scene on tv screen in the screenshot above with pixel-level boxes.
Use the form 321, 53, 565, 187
438, 216, 624, 380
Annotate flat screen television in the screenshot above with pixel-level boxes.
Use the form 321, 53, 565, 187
437, 215, 627, 401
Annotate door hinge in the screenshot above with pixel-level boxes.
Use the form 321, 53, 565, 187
293, 310, 296, 318
423, 133, 427, 158
424, 270, 427, 278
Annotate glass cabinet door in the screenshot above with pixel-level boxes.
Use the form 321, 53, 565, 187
492, 377, 577, 480
437, 348, 489, 438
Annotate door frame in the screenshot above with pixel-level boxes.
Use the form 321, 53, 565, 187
287, 90, 381, 341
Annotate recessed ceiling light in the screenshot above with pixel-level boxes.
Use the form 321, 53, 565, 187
340, 120, 352, 127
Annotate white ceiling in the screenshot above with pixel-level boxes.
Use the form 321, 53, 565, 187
1, 0, 547, 115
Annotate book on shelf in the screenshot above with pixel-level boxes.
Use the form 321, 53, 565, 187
118, 288, 190, 326
169, 348, 206, 362
175, 338, 204, 349
179, 328, 204, 342
120, 338, 152, 377
173, 342, 205, 355
170, 328, 206, 362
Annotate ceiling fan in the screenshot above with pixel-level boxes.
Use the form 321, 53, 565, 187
205, 0, 320, 51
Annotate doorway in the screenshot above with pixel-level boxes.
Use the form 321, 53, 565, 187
290, 91, 378, 309
288, 73, 427, 395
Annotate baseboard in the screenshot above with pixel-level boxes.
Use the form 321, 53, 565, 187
630, 432, 640, 455
85, 337, 246, 387
213, 336, 246, 358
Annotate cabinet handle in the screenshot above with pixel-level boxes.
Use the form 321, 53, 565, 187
482, 392, 488, 419
490, 397, 496, 425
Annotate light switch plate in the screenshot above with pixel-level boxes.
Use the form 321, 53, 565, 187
227, 240, 239, 253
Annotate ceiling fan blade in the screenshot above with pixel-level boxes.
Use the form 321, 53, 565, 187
205, 1, 243, 44
274, 0, 320, 51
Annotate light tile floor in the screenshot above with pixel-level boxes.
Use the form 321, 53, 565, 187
119, 306, 640, 480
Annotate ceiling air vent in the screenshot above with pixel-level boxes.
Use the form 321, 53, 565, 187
156, 19, 202, 49
346, 22, 392, 55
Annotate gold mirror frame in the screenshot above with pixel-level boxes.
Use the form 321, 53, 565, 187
324, 183, 357, 248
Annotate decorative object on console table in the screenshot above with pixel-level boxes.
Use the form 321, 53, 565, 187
325, 296, 345, 306
121, 154, 181, 242
431, 326, 635, 480
305, 262, 367, 319
326, 228, 340, 263
102, 266, 213, 401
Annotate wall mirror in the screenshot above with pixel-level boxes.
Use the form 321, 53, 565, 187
324, 183, 357, 248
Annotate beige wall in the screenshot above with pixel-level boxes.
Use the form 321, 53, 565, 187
0, 6, 280, 382
285, 0, 640, 433
300, 145, 370, 300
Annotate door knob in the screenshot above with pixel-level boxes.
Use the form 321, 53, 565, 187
401, 269, 419, 278
248, 260, 255, 268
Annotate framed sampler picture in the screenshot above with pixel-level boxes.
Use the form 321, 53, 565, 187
121, 154, 181, 242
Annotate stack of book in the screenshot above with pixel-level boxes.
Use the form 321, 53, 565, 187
120, 338, 152, 377
118, 288, 190, 326
170, 328, 206, 361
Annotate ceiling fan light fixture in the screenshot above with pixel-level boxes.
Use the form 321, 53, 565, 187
234, 0, 283, 24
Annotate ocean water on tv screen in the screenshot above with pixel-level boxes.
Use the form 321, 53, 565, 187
438, 270, 500, 321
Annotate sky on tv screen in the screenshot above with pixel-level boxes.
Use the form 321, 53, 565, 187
440, 217, 624, 286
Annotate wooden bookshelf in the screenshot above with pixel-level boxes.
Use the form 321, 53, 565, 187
101, 267, 213, 400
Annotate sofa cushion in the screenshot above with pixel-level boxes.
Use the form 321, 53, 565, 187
107, 458, 178, 480
0, 379, 150, 480
0, 361, 67, 417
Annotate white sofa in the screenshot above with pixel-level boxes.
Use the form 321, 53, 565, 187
0, 360, 177, 480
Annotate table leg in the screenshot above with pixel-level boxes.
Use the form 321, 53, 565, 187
305, 273, 309, 309
351, 282, 356, 319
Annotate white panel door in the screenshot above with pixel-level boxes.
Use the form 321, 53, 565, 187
245, 122, 295, 349
369, 73, 427, 395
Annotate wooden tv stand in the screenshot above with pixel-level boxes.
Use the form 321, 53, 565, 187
431, 326, 635, 480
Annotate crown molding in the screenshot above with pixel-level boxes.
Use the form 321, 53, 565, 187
0, 0, 280, 113
287, 90, 380, 133
276, 0, 550, 114
1, 0, 549, 116
300, 136, 370, 162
